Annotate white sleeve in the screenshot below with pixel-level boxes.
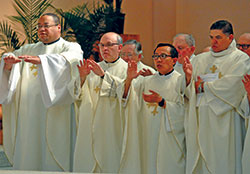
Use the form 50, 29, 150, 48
0, 53, 21, 104
38, 54, 74, 108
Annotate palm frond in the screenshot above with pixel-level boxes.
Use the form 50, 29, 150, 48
0, 21, 24, 55
9, 0, 53, 43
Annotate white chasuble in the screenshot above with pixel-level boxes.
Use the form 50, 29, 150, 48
137, 61, 156, 74
0, 38, 83, 171
118, 71, 186, 174
185, 40, 250, 174
73, 58, 127, 173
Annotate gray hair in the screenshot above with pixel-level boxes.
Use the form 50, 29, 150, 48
123, 39, 143, 57
173, 33, 195, 47
117, 35, 123, 45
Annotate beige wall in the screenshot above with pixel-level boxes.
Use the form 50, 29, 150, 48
0, 0, 249, 66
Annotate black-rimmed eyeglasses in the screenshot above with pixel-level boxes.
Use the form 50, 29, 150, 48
152, 53, 172, 59
237, 44, 250, 50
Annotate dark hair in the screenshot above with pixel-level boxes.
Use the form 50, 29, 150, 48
153, 43, 178, 58
210, 20, 233, 35
123, 39, 143, 55
41, 13, 60, 25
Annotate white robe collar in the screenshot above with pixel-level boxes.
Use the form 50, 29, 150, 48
211, 39, 236, 57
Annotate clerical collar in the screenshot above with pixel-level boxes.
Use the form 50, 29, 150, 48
104, 57, 120, 64
43, 38, 60, 45
159, 69, 174, 76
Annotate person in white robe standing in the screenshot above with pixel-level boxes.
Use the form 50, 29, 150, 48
120, 39, 156, 76
73, 32, 128, 173
0, 13, 83, 171
117, 43, 192, 174
185, 20, 250, 174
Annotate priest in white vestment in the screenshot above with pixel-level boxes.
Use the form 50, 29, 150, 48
73, 32, 127, 173
116, 43, 192, 174
185, 20, 250, 174
0, 13, 83, 171
120, 39, 156, 76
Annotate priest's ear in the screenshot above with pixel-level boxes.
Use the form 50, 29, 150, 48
172, 57, 178, 65
228, 34, 234, 41
172, 57, 178, 67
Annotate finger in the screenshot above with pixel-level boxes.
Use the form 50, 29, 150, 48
242, 79, 247, 85
245, 74, 250, 81
148, 90, 158, 95
185, 56, 190, 63
142, 92, 150, 101
79, 60, 83, 67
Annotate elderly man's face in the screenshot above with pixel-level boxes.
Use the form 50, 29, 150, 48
237, 35, 250, 57
37, 15, 61, 44
173, 35, 194, 59
209, 29, 233, 53
120, 44, 140, 63
153, 46, 177, 75
99, 33, 122, 62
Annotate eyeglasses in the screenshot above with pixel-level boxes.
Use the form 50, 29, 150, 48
237, 44, 250, 50
120, 52, 134, 58
152, 53, 172, 59
98, 43, 119, 48
36, 24, 58, 29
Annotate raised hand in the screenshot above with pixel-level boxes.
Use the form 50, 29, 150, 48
77, 59, 91, 85
127, 60, 141, 80
195, 76, 203, 94
140, 68, 153, 77
88, 59, 105, 77
142, 90, 162, 103
183, 56, 192, 86
242, 74, 250, 97
123, 60, 141, 98
3, 55, 22, 70
18, 55, 41, 64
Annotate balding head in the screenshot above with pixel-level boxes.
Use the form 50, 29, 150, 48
237, 33, 250, 57
99, 32, 123, 62
173, 33, 195, 61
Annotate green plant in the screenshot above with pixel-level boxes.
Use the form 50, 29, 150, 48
56, 0, 125, 61
0, 0, 53, 54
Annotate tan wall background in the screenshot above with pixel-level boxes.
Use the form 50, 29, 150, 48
0, 0, 249, 67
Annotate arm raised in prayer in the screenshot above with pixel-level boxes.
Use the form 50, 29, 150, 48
123, 60, 141, 98
143, 90, 166, 109
242, 74, 250, 104
88, 59, 105, 77
77, 59, 91, 86
183, 56, 192, 86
